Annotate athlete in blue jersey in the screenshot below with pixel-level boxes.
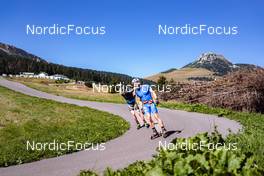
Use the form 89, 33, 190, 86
132, 78, 166, 138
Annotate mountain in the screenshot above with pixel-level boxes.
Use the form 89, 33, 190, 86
0, 42, 46, 62
183, 52, 233, 75
0, 42, 145, 84
183, 52, 258, 76
146, 52, 260, 82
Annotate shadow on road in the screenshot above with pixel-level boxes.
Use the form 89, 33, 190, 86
164, 130, 183, 138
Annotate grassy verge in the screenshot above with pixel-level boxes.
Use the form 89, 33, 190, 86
7, 78, 125, 104
0, 86, 129, 167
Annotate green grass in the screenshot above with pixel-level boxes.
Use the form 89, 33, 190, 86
8, 78, 125, 104
0, 86, 129, 167
23, 82, 125, 104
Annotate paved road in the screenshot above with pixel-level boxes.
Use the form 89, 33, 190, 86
0, 78, 241, 176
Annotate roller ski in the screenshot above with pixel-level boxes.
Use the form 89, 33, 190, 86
150, 132, 162, 140
137, 123, 145, 130
145, 123, 150, 128
161, 126, 168, 138
150, 124, 167, 140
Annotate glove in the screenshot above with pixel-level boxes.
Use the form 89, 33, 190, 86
155, 99, 160, 105
141, 108, 145, 115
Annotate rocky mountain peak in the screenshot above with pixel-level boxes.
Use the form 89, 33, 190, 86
183, 52, 234, 75
197, 52, 230, 65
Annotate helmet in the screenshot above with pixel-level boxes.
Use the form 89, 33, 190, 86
131, 78, 140, 84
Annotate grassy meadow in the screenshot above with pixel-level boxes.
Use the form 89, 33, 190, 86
7, 77, 125, 104
145, 68, 217, 82
0, 86, 129, 167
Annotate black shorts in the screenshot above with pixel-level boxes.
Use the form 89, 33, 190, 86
128, 103, 139, 111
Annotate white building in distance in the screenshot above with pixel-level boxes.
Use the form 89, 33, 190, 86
38, 72, 48, 78
15, 72, 69, 81
52, 74, 70, 81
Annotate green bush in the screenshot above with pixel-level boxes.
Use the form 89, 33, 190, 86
79, 170, 99, 176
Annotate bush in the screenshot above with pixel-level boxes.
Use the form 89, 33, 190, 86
55, 79, 70, 84
160, 69, 264, 113
85, 82, 93, 88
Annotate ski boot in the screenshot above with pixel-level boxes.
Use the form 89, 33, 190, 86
151, 132, 161, 140
145, 123, 150, 128
137, 123, 145, 130
150, 127, 162, 140
162, 126, 167, 138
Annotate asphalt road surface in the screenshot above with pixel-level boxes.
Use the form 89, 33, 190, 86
0, 78, 241, 176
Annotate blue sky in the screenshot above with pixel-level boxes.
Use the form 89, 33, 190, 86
1, 0, 263, 77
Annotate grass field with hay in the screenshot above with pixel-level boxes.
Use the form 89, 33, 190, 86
8, 77, 125, 104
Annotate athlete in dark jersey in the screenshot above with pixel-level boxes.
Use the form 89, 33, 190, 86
121, 90, 137, 111
121, 90, 145, 129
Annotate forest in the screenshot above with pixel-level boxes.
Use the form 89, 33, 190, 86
0, 50, 133, 84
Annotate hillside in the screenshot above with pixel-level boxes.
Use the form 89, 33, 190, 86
146, 68, 216, 82
0, 42, 45, 62
0, 42, 135, 84
146, 52, 259, 82
160, 68, 178, 74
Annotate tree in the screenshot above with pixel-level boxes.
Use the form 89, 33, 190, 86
157, 76, 167, 85
169, 78, 175, 84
